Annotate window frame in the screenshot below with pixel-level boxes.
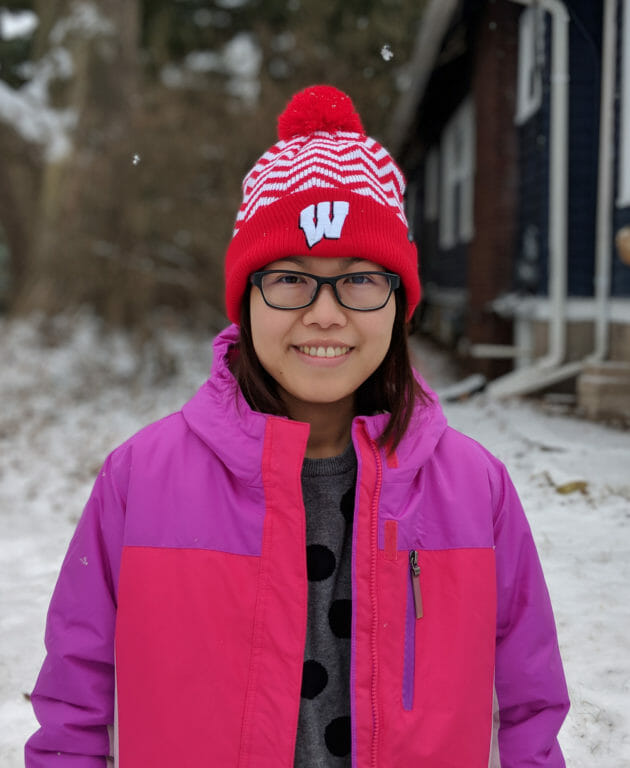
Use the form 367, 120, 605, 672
515, 6, 545, 126
439, 98, 476, 249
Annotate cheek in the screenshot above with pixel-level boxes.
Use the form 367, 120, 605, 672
249, 301, 271, 364
249, 296, 264, 352
249, 293, 290, 366
371, 306, 396, 356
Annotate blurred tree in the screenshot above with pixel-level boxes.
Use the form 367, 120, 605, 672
0, 0, 39, 307
0, 0, 141, 320
0, 0, 426, 328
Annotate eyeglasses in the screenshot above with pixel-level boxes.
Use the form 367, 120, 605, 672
250, 269, 400, 311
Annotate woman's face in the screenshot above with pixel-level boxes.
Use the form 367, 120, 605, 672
249, 256, 396, 421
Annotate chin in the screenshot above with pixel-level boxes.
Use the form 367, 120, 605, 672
283, 383, 354, 408
297, 392, 348, 406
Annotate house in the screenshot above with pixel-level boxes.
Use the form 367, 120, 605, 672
391, 0, 630, 419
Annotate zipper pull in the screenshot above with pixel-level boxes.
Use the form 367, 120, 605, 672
409, 550, 423, 619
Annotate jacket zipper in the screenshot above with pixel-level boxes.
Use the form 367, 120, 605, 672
409, 550, 423, 618
366, 435, 382, 768
402, 550, 423, 711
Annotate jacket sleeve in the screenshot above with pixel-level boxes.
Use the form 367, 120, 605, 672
25, 448, 129, 767
492, 464, 569, 767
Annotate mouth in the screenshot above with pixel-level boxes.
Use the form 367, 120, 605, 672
296, 345, 351, 359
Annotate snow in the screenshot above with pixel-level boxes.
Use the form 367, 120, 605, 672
162, 33, 262, 104
0, 41, 76, 164
0, 78, 76, 161
21, 47, 74, 102
184, 50, 223, 74
1, 314, 629, 766
0, 10, 38, 40
49, 1, 116, 45
214, 0, 251, 9
380, 44, 394, 61
0, 40, 76, 162
211, 32, 262, 104
271, 32, 296, 53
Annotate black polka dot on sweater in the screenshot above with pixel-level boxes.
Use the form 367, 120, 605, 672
324, 715, 351, 757
339, 486, 354, 524
300, 660, 328, 699
306, 544, 336, 581
328, 599, 352, 638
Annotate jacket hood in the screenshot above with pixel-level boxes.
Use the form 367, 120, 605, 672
182, 324, 448, 482
181, 325, 271, 486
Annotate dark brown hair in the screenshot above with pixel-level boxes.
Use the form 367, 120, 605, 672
233, 286, 431, 451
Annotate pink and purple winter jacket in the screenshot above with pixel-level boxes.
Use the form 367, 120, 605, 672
26, 324, 569, 767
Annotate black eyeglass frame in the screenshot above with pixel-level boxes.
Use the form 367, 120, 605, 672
250, 269, 401, 311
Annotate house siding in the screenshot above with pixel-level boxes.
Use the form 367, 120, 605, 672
515, 13, 551, 297
516, 0, 601, 299
566, 0, 602, 296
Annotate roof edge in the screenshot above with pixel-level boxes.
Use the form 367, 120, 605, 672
389, 0, 460, 155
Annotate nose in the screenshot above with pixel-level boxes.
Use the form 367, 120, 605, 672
302, 284, 347, 327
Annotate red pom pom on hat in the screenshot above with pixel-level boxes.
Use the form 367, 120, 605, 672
277, 85, 365, 140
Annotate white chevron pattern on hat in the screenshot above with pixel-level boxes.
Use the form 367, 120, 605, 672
233, 132, 408, 236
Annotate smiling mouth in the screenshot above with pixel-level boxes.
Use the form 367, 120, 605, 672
297, 345, 351, 358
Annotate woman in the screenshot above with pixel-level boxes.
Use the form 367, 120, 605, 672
26, 86, 569, 767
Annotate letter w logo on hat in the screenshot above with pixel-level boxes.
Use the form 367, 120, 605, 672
299, 201, 350, 248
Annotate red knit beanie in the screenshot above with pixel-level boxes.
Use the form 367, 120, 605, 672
224, 85, 420, 323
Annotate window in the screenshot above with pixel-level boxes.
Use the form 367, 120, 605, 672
439, 99, 476, 249
423, 148, 439, 221
619, 0, 630, 206
515, 6, 545, 125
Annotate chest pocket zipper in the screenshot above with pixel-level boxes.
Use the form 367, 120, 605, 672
402, 550, 423, 711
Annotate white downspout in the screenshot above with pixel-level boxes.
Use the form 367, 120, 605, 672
540, 0, 570, 368
589, 0, 617, 362
488, 0, 573, 397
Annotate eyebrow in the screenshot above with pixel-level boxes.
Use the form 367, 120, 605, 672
277, 256, 366, 267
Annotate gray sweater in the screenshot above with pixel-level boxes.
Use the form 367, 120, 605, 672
294, 442, 356, 767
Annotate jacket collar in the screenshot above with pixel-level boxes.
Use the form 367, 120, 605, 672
182, 324, 448, 484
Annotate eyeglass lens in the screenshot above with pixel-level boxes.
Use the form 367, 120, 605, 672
259, 271, 394, 310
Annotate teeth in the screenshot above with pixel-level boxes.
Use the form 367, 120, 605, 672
298, 345, 349, 358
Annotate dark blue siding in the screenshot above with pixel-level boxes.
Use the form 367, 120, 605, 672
515, 16, 551, 296
516, 2, 602, 297
566, 0, 601, 296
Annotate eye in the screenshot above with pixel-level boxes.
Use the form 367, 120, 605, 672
343, 273, 375, 286
272, 272, 307, 285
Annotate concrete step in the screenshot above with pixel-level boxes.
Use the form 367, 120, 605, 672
577, 362, 630, 421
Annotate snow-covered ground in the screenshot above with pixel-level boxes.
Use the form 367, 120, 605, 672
1, 313, 629, 766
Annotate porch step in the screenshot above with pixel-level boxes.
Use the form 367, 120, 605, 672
577, 362, 630, 421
